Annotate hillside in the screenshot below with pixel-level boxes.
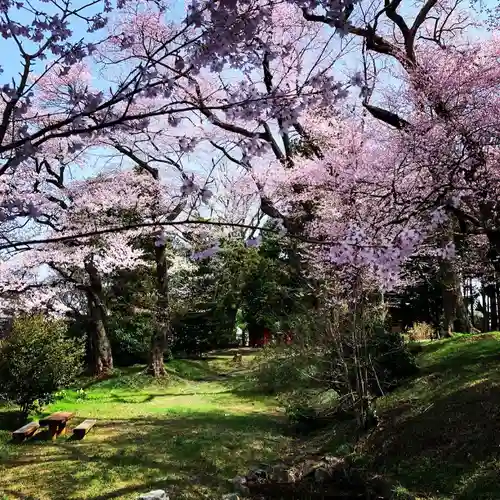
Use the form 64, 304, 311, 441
324, 333, 500, 499
1, 337, 500, 499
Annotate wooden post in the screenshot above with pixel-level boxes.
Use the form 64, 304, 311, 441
48, 423, 58, 441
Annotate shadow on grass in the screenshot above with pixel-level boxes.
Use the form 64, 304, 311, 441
208, 347, 260, 357
362, 379, 500, 499
79, 366, 154, 391
0, 489, 39, 499
78, 357, 244, 392
164, 359, 229, 381
106, 390, 237, 405
0, 411, 290, 500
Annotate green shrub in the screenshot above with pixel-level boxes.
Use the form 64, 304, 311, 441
0, 314, 84, 417
251, 346, 323, 394
370, 328, 419, 394
282, 388, 340, 433
108, 313, 152, 366
256, 329, 417, 428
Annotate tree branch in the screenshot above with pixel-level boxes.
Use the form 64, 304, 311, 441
362, 102, 410, 130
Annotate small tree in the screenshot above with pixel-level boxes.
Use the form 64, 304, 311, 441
0, 315, 84, 418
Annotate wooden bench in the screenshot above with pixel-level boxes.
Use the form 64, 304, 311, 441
39, 412, 75, 441
72, 419, 96, 440
12, 421, 40, 443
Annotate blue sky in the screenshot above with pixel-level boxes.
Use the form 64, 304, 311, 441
1, 0, 187, 75
1, 0, 189, 183
2, 0, 493, 96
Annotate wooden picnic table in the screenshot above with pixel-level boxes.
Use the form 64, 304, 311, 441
39, 412, 75, 441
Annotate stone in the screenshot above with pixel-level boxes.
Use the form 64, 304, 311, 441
137, 490, 168, 500
247, 466, 268, 482
269, 463, 295, 483
231, 475, 250, 496
314, 467, 331, 483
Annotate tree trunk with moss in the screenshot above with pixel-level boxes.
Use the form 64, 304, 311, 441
147, 242, 171, 377
440, 223, 471, 337
85, 259, 113, 376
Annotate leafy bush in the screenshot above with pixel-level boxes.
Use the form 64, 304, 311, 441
369, 328, 419, 394
0, 314, 84, 417
108, 313, 152, 366
283, 388, 340, 433
406, 322, 435, 341
252, 346, 324, 394
251, 324, 418, 431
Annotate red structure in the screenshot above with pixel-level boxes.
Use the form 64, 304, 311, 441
249, 327, 272, 347
248, 328, 294, 347
248, 328, 293, 347
263, 328, 271, 345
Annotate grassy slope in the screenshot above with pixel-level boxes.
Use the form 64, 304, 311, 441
322, 333, 500, 500
0, 351, 292, 500
2, 337, 500, 500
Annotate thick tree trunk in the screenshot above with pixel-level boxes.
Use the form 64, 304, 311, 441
148, 343, 166, 377
481, 285, 489, 332
225, 306, 239, 346
147, 242, 171, 377
84, 259, 113, 377
89, 297, 113, 375
441, 259, 471, 336
440, 223, 471, 336
489, 285, 498, 331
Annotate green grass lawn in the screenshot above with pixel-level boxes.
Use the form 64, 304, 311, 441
0, 350, 292, 500
334, 333, 500, 500
3, 337, 500, 500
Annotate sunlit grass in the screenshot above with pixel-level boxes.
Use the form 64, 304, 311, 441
0, 351, 290, 500
6, 336, 500, 500
354, 332, 500, 500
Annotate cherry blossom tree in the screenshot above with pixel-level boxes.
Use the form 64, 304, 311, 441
380, 36, 499, 331
93, 104, 218, 374
0, 167, 199, 375
103, 1, 348, 233
284, 0, 495, 332
2, 0, 495, 343
0, 0, 263, 227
